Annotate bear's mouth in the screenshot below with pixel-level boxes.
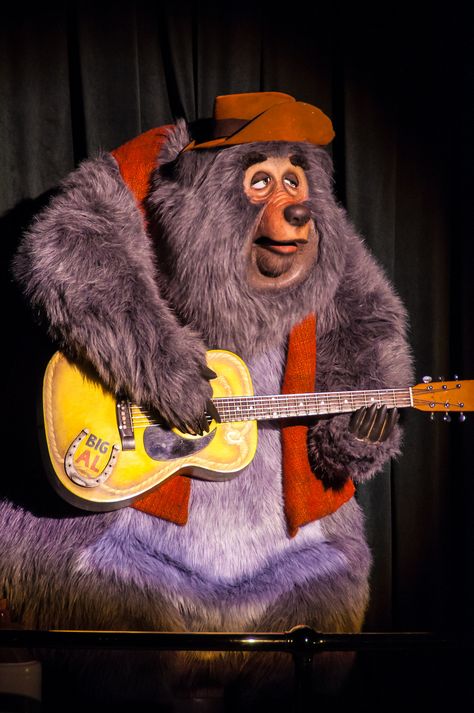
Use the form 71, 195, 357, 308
253, 236, 308, 255
247, 228, 317, 288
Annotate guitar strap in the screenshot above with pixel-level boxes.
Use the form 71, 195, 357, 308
111, 129, 355, 536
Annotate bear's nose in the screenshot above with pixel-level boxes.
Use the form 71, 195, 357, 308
283, 204, 311, 227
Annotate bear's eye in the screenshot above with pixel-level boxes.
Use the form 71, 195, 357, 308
283, 173, 299, 189
251, 172, 272, 190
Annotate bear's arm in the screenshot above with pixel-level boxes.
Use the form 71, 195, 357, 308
307, 242, 413, 488
13, 153, 212, 429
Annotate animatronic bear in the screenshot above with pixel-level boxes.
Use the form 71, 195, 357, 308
8, 92, 412, 702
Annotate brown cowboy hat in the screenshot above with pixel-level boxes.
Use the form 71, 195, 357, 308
182, 91, 335, 151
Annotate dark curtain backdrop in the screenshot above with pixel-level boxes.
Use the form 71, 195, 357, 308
1, 1, 473, 634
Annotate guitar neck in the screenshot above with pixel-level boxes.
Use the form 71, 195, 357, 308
213, 388, 413, 423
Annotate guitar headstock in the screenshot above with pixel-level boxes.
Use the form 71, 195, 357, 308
411, 378, 474, 418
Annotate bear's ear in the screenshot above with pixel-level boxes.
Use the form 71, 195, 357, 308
159, 119, 191, 165
156, 119, 215, 189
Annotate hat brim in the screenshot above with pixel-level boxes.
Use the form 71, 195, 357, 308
182, 101, 335, 152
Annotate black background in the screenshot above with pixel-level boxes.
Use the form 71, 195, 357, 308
1, 0, 473, 640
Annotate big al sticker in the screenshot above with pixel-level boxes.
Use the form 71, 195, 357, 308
64, 429, 120, 488
73, 432, 112, 477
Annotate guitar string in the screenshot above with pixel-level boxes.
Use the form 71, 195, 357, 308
128, 401, 414, 418
127, 406, 459, 427
127, 391, 415, 428
128, 401, 412, 416
129, 388, 413, 415
125, 399, 458, 429
127, 383, 460, 411
125, 385, 462, 427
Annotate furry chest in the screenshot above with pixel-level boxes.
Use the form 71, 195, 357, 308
79, 344, 325, 583
151, 344, 310, 580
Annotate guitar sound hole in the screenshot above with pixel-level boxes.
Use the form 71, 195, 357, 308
143, 425, 215, 461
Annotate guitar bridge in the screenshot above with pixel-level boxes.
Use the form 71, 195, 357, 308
116, 398, 136, 450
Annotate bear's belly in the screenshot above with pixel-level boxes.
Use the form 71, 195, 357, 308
77, 344, 326, 583
160, 420, 325, 581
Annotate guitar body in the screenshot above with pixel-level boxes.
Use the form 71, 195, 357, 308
41, 350, 257, 511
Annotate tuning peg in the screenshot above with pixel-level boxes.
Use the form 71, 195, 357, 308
459, 413, 466, 423
430, 412, 436, 422
438, 376, 445, 381
443, 412, 451, 423
453, 374, 459, 380
423, 376, 433, 383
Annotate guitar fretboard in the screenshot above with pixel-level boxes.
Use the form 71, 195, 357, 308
213, 388, 413, 423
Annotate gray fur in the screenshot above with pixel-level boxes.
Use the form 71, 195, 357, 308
12, 151, 213, 431
6, 119, 413, 703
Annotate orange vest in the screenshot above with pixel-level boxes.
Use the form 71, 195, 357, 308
111, 127, 355, 537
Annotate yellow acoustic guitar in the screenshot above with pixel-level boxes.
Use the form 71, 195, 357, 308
41, 350, 474, 511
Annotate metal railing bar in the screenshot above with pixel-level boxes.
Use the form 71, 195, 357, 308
0, 625, 469, 653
